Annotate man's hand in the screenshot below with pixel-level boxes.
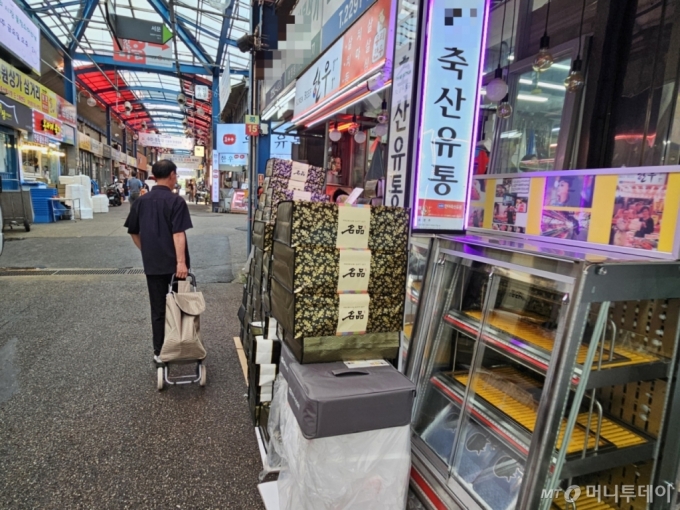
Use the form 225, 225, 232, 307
176, 261, 188, 279
173, 232, 188, 279
130, 234, 141, 250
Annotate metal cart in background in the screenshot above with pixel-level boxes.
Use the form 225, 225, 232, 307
0, 177, 32, 232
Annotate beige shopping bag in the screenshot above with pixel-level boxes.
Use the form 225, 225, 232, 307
160, 283, 207, 362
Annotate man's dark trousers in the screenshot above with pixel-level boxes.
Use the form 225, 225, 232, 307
146, 274, 174, 355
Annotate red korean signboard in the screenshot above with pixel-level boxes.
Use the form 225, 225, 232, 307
33, 110, 63, 141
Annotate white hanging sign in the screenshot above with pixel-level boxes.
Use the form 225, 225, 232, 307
412, 0, 489, 231
137, 132, 195, 150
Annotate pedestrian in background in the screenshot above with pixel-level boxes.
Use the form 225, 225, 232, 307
124, 159, 193, 363
128, 170, 143, 205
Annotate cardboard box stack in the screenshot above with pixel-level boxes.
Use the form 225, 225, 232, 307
240, 158, 328, 427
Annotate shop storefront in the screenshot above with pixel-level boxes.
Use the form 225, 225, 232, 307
27, 110, 65, 184
249, 0, 680, 508
102, 143, 112, 183
0, 95, 32, 190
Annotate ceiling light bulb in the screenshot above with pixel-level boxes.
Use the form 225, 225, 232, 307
486, 67, 508, 102
197, 107, 205, 116
86, 96, 96, 107
532, 35, 554, 72
497, 101, 513, 119
354, 130, 367, 144
329, 128, 342, 142
564, 58, 585, 93
374, 123, 388, 137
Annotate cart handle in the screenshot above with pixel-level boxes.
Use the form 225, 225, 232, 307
169, 272, 197, 291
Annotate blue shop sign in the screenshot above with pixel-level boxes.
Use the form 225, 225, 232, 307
321, 0, 377, 50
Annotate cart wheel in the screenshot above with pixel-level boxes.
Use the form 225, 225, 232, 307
199, 365, 207, 387
157, 367, 164, 391
23, 220, 30, 232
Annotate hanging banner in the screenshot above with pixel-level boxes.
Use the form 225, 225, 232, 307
385, 0, 419, 208
219, 54, 231, 112
102, 144, 112, 158
0, 0, 41, 75
194, 145, 205, 157
412, 0, 490, 232
33, 111, 63, 141
137, 132, 195, 150
159, 154, 203, 170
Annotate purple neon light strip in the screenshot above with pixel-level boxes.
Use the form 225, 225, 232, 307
412, 0, 435, 229
463, 0, 492, 230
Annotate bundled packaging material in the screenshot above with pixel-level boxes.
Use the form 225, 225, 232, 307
285, 360, 415, 439
274, 201, 409, 252
271, 375, 411, 510
272, 240, 407, 296
252, 336, 282, 365
92, 195, 109, 213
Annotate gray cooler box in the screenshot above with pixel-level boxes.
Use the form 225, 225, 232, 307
286, 361, 416, 439
278, 341, 297, 381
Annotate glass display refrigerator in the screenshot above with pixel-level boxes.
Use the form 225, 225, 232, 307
406, 234, 680, 510
402, 237, 433, 370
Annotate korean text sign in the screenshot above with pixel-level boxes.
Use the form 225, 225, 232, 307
0, 0, 40, 75
33, 111, 63, 141
385, 0, 420, 207
413, 0, 489, 231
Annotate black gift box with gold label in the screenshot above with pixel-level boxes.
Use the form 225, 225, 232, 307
270, 277, 404, 339
274, 201, 409, 252
253, 220, 275, 252
271, 240, 407, 296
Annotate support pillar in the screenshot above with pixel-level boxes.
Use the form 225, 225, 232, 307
212, 66, 221, 214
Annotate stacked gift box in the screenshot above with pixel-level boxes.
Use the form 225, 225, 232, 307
263, 200, 415, 507
245, 158, 328, 427
270, 200, 409, 363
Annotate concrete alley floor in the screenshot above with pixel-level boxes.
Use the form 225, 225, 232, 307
0, 202, 264, 509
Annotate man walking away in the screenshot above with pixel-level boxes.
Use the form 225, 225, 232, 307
128, 170, 143, 205
124, 160, 193, 363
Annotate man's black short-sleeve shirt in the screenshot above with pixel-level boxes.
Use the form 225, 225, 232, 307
124, 185, 192, 275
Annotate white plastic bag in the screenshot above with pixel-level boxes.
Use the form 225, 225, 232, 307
275, 376, 411, 510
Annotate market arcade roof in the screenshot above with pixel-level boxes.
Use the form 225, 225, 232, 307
22, 0, 251, 140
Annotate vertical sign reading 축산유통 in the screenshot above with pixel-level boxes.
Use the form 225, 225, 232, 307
412, 0, 489, 231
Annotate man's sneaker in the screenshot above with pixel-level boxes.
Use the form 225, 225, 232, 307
154, 355, 163, 364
